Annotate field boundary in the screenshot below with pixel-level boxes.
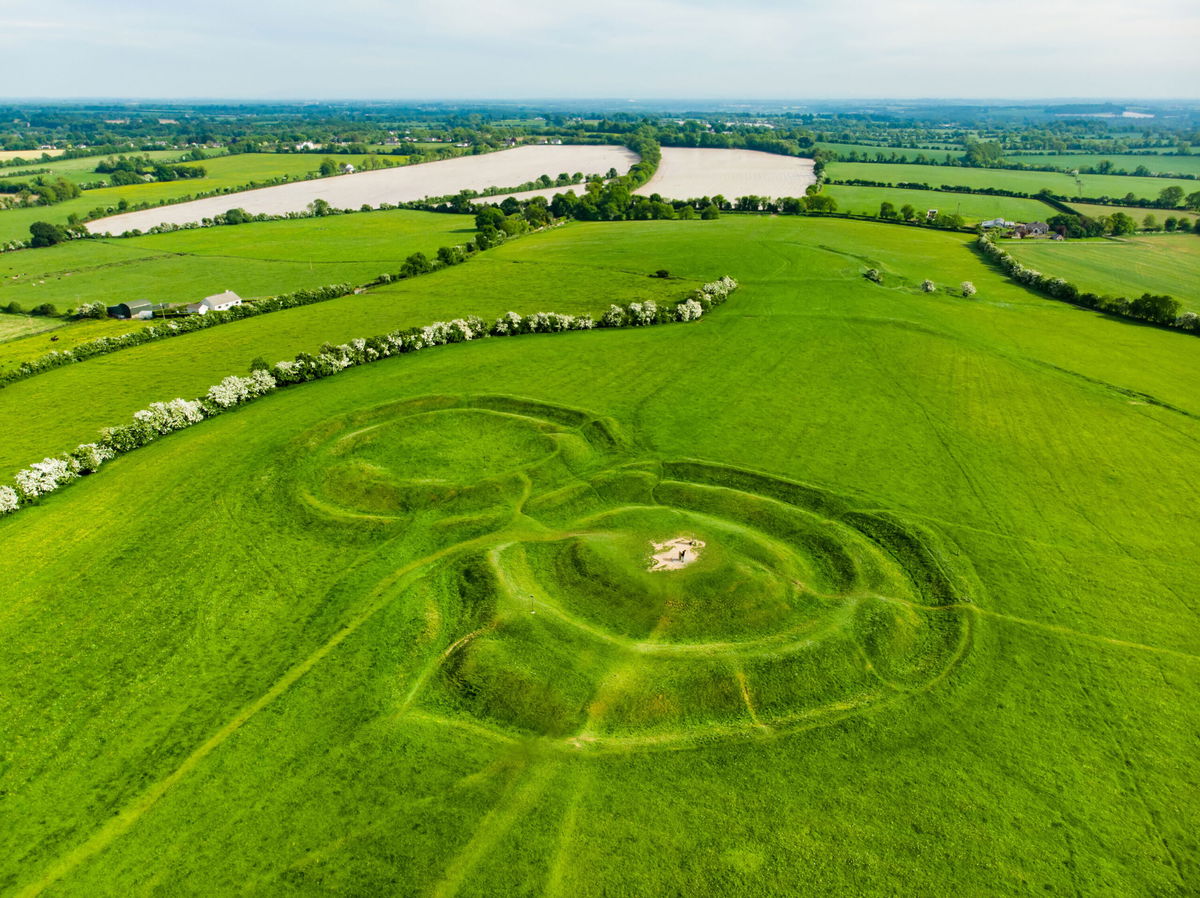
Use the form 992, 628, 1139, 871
0, 278, 737, 518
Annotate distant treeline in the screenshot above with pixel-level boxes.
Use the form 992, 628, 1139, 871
95, 154, 207, 184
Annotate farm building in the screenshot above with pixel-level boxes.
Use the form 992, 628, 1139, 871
186, 290, 243, 315
107, 299, 169, 320
981, 218, 1016, 229
1015, 221, 1050, 237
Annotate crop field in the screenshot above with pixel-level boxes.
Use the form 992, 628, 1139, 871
0, 149, 66, 162
85, 146, 638, 234
1068, 201, 1199, 227
1008, 152, 1200, 177
1007, 233, 1200, 311
826, 161, 1198, 202
822, 184, 1054, 223
1, 215, 1198, 896
0, 152, 399, 244
636, 148, 816, 199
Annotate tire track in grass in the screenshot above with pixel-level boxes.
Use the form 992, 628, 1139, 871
544, 766, 588, 898
12, 531, 508, 898
733, 664, 771, 731
873, 593, 1200, 663
1075, 652, 1188, 892
430, 760, 560, 898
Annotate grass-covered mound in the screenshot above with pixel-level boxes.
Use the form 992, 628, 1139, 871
1, 215, 1197, 896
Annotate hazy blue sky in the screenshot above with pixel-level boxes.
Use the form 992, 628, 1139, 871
3, 0, 1197, 99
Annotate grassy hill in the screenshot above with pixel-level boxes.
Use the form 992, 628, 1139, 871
0, 216, 1197, 896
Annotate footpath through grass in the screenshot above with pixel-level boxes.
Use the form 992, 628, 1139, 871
0, 216, 1197, 897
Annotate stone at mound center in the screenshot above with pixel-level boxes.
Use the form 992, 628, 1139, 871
649, 536, 706, 571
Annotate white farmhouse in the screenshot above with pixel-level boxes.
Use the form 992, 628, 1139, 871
187, 290, 243, 315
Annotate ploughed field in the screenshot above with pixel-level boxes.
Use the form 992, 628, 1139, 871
635, 147, 817, 200
84, 146, 637, 234
1, 216, 1198, 896
0, 152, 402, 244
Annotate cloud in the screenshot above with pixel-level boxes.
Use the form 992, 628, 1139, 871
0, 0, 1196, 98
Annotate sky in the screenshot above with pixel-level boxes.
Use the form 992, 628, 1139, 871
2, 0, 1198, 100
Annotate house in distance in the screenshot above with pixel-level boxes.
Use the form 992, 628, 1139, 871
186, 290, 243, 315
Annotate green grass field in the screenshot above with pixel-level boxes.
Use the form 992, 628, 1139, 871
1068, 201, 1199, 227
0, 151, 196, 186
0, 153, 394, 244
1008, 233, 1200, 311
823, 185, 1055, 223
0, 209, 476, 369
1009, 152, 1200, 178
1, 216, 1197, 896
827, 161, 1198, 203
0, 312, 64, 341
816, 142, 963, 159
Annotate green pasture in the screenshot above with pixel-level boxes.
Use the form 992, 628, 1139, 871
1008, 152, 1200, 178
1068, 201, 1199, 227
0, 152, 393, 244
822, 185, 1054, 223
0, 209, 475, 369
826, 161, 1198, 203
0, 216, 1197, 896
0, 312, 63, 341
1008, 233, 1200, 311
817, 142, 962, 160
0, 225, 692, 472
0, 151, 195, 187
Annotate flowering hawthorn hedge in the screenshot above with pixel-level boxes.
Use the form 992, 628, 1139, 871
977, 234, 1198, 334
0, 277, 738, 518
1, 283, 354, 386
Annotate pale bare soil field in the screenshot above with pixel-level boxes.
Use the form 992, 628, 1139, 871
0, 149, 65, 162
635, 148, 817, 200
86, 145, 637, 233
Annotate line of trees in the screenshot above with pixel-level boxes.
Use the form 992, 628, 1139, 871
94, 154, 207, 184
826, 176, 1200, 213
977, 233, 1197, 334
0, 277, 738, 518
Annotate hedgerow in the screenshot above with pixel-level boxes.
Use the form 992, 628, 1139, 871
0, 278, 738, 518
976, 233, 1195, 333
0, 283, 353, 386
